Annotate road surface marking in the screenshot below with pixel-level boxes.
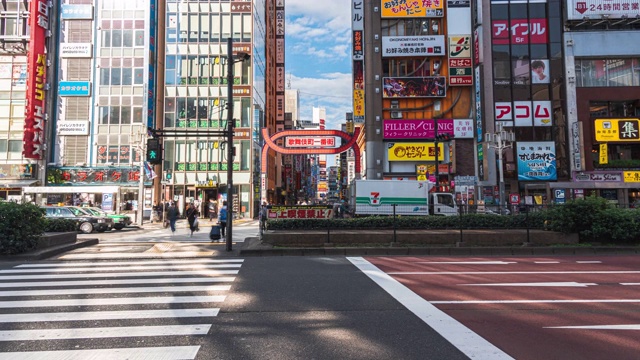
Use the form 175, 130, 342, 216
387, 271, 640, 275
460, 282, 597, 287
348, 257, 514, 360
2, 264, 241, 273
0, 269, 239, 280
0, 346, 200, 360
431, 299, 640, 304
0, 276, 236, 288
0, 285, 231, 297
0, 295, 225, 308
15, 259, 244, 267
545, 324, 640, 330
621, 283, 640, 286
58, 252, 215, 259
576, 261, 602, 264
0, 308, 219, 323
417, 261, 517, 265
0, 324, 211, 341
534, 261, 559, 264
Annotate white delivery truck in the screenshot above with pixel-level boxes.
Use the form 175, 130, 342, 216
349, 179, 458, 216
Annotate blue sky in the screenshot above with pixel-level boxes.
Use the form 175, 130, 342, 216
284, 0, 353, 131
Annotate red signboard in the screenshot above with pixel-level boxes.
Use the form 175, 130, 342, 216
492, 18, 548, 45
23, 0, 49, 159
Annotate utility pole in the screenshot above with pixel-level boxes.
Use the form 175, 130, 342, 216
486, 128, 515, 214
226, 37, 234, 252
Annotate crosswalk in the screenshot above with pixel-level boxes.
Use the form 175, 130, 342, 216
0, 258, 243, 359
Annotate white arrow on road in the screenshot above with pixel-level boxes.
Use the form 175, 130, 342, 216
461, 282, 597, 287
546, 324, 640, 330
417, 261, 517, 265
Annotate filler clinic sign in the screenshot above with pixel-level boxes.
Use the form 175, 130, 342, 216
23, 0, 49, 160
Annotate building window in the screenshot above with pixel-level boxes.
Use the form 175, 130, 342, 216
576, 58, 640, 87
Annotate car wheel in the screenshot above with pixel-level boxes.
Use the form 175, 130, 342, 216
114, 224, 125, 230
79, 222, 93, 234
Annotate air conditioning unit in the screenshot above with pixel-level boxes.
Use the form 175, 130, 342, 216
390, 111, 403, 119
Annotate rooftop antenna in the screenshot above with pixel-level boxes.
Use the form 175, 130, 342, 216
287, 73, 292, 89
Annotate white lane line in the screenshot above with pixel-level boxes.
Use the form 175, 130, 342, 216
0, 324, 211, 341
417, 261, 516, 265
534, 261, 559, 264
0, 346, 200, 360
545, 324, 640, 330
621, 283, 640, 286
387, 271, 640, 275
0, 308, 219, 323
0, 295, 225, 308
15, 259, 244, 267
431, 299, 640, 304
576, 261, 602, 264
0, 276, 236, 288
0, 269, 239, 280
58, 252, 215, 259
0, 285, 231, 297
1, 264, 241, 273
348, 257, 513, 360
460, 282, 597, 287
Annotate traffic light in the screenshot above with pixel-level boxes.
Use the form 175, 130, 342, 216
435, 133, 455, 142
146, 138, 162, 165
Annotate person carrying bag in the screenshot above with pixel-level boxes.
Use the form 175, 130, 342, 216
218, 201, 228, 238
186, 203, 199, 237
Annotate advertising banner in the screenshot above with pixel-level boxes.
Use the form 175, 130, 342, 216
57, 121, 89, 136
59, 81, 91, 96
492, 19, 548, 45
381, 0, 444, 17
567, 0, 640, 20
383, 76, 446, 98
387, 142, 445, 161
266, 205, 333, 220
594, 119, 640, 142
516, 141, 557, 181
47, 167, 142, 186
495, 101, 552, 127
381, 36, 445, 57
23, 0, 49, 160
383, 119, 474, 139
60, 43, 92, 58
60, 4, 93, 20
286, 137, 336, 148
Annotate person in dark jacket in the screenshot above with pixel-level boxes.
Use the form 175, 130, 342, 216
218, 201, 228, 237
167, 202, 178, 234
186, 203, 199, 237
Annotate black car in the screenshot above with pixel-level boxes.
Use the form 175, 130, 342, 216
43, 206, 112, 234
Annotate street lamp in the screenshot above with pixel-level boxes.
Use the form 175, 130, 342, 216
486, 128, 515, 214
226, 37, 249, 252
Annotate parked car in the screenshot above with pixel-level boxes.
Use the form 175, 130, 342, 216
83, 207, 132, 230
43, 206, 112, 234
67, 206, 114, 232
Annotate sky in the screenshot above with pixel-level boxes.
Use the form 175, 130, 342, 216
284, 0, 353, 131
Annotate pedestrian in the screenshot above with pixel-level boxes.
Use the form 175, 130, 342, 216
186, 203, 199, 237
259, 201, 268, 231
218, 200, 228, 238
167, 202, 178, 234
208, 199, 217, 221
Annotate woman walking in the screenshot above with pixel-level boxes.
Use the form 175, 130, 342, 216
186, 203, 199, 237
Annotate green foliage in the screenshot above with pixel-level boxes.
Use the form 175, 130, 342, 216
44, 218, 78, 232
544, 196, 613, 237
590, 208, 640, 243
0, 202, 46, 255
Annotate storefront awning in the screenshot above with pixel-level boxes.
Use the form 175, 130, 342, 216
22, 186, 121, 194
0, 180, 39, 188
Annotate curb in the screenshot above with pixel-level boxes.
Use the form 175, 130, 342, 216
0, 238, 99, 261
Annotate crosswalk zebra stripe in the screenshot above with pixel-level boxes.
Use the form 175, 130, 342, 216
0, 308, 219, 323
0, 269, 239, 280
1, 264, 242, 273
0, 276, 236, 288
0, 295, 225, 308
58, 252, 216, 259
0, 346, 201, 360
15, 259, 244, 267
0, 324, 211, 341
0, 285, 231, 297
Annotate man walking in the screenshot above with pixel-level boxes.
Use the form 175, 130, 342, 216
167, 202, 178, 234
218, 200, 228, 238
186, 203, 199, 237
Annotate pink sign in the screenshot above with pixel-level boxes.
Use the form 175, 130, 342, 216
492, 18, 548, 45
383, 119, 453, 139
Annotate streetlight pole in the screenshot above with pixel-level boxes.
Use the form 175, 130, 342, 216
226, 37, 234, 252
487, 128, 515, 214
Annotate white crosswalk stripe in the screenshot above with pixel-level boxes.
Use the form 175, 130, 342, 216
0, 257, 243, 359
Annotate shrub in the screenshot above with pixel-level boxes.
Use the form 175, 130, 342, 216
0, 202, 46, 255
44, 218, 78, 232
543, 196, 613, 239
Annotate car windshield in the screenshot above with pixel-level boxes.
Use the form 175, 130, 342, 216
68, 207, 91, 216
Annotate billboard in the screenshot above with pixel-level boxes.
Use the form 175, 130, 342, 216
387, 142, 445, 161
516, 141, 557, 181
383, 76, 446, 98
60, 43, 93, 58
23, 0, 49, 160
381, 0, 444, 17
383, 119, 474, 139
567, 0, 640, 20
495, 101, 552, 127
58, 81, 92, 96
492, 19, 548, 45
594, 119, 640, 142
381, 36, 445, 57
60, 4, 93, 20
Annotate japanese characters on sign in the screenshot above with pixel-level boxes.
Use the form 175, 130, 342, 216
494, 101, 552, 127
266, 205, 334, 220
594, 119, 640, 142
23, 0, 49, 160
383, 119, 473, 139
381, 0, 444, 18
381, 36, 445, 57
48, 167, 142, 185
285, 137, 336, 148
492, 18, 548, 45
516, 141, 558, 181
567, 0, 640, 20
387, 142, 445, 161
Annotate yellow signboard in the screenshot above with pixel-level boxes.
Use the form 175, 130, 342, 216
594, 119, 640, 142
388, 142, 444, 161
624, 171, 640, 183
381, 0, 443, 18
353, 90, 364, 117
599, 143, 608, 164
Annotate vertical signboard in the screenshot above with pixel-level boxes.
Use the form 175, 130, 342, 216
276, 1, 285, 127
23, 0, 49, 160
146, 0, 157, 128
352, 0, 365, 124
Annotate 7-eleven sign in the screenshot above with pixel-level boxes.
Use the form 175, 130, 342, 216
370, 192, 380, 205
